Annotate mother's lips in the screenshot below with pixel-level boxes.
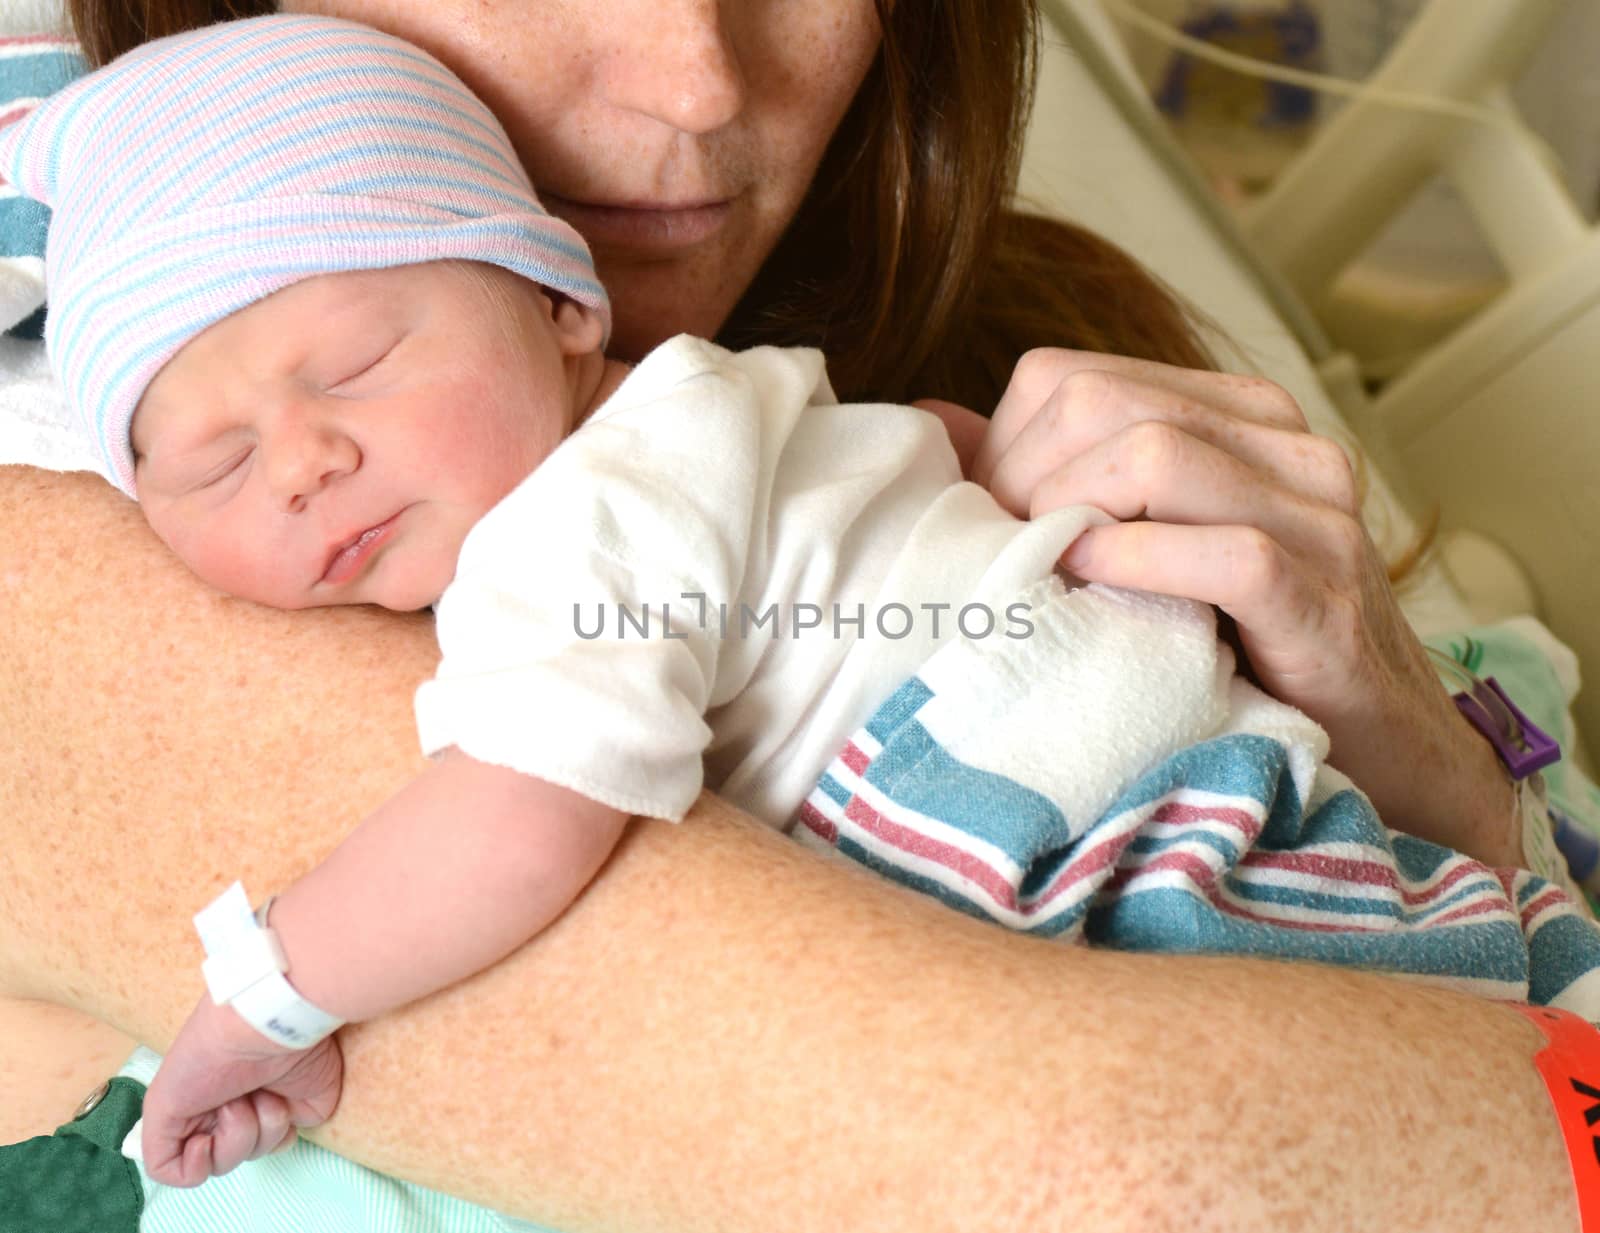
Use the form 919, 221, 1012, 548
540, 192, 734, 251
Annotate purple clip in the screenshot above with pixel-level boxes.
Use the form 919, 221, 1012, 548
1452, 675, 1561, 780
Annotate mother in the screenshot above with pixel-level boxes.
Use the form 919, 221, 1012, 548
0, 0, 1578, 1228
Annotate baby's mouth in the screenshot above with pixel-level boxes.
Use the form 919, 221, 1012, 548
321, 513, 401, 586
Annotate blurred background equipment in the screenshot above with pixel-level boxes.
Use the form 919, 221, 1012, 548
1109, 0, 1600, 379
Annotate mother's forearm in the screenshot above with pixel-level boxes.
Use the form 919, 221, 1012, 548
0, 466, 1580, 1232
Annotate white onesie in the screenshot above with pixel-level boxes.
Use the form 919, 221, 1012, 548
414, 334, 1118, 825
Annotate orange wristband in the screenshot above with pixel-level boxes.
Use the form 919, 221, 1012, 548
1510, 1004, 1600, 1228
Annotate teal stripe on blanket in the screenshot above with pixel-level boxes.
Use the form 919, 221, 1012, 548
1118, 734, 1302, 816
1125, 827, 1247, 865
1, 41, 85, 337
815, 770, 852, 808
1087, 885, 1533, 984
1527, 913, 1600, 1005
0, 47, 84, 101
859, 719, 1075, 856
0, 196, 47, 257
862, 675, 932, 744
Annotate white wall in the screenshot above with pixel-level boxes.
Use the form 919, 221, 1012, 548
0, 1, 69, 36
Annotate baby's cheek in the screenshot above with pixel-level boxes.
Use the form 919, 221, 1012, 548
183, 541, 254, 600
158, 518, 282, 606
143, 507, 213, 583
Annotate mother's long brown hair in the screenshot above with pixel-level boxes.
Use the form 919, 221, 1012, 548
69, 0, 1210, 411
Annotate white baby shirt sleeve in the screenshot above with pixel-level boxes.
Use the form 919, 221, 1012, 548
414, 339, 768, 822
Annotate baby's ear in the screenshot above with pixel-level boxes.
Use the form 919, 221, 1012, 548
550, 296, 605, 356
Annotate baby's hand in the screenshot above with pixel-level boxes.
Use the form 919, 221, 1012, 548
141, 995, 343, 1187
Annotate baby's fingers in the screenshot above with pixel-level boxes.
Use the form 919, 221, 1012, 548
143, 1122, 223, 1189
248, 1089, 297, 1159
141, 1126, 196, 1188
205, 1094, 270, 1178
140, 1101, 207, 1189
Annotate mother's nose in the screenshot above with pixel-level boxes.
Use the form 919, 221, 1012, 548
263, 414, 360, 513
602, 1, 746, 134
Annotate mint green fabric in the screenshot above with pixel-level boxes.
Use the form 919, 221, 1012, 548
116, 1050, 558, 1233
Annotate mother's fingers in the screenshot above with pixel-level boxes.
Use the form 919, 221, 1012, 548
980, 371, 1356, 521
1025, 418, 1365, 574
976, 348, 1311, 486
1058, 520, 1357, 711
1062, 519, 1310, 614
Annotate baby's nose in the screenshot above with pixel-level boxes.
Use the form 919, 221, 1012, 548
265, 419, 360, 511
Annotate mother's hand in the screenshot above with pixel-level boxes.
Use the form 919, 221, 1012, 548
967, 349, 1518, 867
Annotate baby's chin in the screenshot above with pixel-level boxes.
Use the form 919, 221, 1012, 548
365, 575, 450, 613
251, 579, 442, 613
349, 553, 455, 612
382, 595, 445, 614
331, 581, 444, 613
174, 543, 449, 612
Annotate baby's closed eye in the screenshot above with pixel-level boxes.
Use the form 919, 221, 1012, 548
195, 445, 254, 490
324, 336, 404, 393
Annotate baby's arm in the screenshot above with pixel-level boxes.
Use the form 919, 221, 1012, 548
264, 750, 627, 1021
141, 751, 627, 1186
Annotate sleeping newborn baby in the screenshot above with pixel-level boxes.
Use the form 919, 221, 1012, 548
6, 12, 1597, 1190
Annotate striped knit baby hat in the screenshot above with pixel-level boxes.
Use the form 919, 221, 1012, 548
0, 13, 610, 497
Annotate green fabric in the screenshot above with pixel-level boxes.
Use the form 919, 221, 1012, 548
0, 1077, 145, 1233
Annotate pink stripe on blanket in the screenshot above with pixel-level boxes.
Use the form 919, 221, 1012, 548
1520, 886, 1571, 930
1425, 897, 1511, 928
843, 794, 1022, 911
1236, 849, 1491, 913
1011, 793, 1257, 914
1111, 848, 1394, 933
1239, 849, 1400, 888
1397, 859, 1494, 908
796, 800, 837, 845
1027, 828, 1128, 907
834, 787, 1274, 921
1149, 801, 1260, 831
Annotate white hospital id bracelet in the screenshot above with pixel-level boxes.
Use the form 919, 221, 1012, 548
193, 881, 344, 1050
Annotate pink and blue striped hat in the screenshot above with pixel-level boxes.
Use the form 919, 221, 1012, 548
0, 14, 610, 497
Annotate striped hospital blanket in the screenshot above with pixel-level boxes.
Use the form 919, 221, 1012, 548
795, 582, 1600, 1017
0, 31, 82, 336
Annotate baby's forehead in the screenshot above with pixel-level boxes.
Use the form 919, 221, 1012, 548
181, 265, 425, 354
271, 261, 538, 315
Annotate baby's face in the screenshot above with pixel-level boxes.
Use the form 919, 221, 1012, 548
132, 261, 602, 611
